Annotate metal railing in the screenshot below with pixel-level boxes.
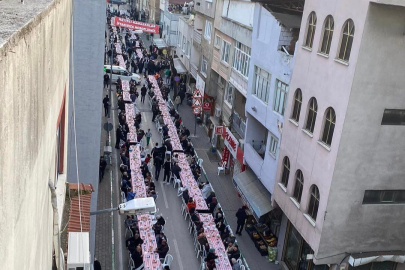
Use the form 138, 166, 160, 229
232, 112, 246, 139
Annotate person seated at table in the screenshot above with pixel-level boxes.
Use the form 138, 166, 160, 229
194, 221, 204, 232
205, 249, 218, 270
156, 231, 166, 246
193, 168, 201, 181
141, 164, 150, 178
156, 215, 166, 226
171, 162, 181, 179
221, 226, 231, 240
164, 266, 170, 270
216, 220, 226, 234
153, 222, 163, 235
172, 154, 179, 163
228, 244, 241, 260
126, 187, 136, 201
144, 154, 152, 164
156, 240, 169, 259
223, 233, 236, 247
120, 152, 129, 167
215, 208, 224, 223
121, 179, 131, 196
231, 258, 241, 270
197, 230, 210, 252
140, 146, 146, 158
182, 188, 190, 203
164, 139, 173, 152
131, 245, 144, 269
175, 118, 182, 129
187, 198, 196, 211
169, 107, 176, 117
184, 142, 193, 155
209, 197, 218, 214
190, 211, 200, 223
206, 192, 216, 205
174, 112, 180, 120
126, 233, 144, 253
181, 127, 190, 137
125, 215, 137, 228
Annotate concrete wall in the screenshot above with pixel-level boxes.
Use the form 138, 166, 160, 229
194, 0, 216, 19
0, 0, 71, 268
272, 0, 369, 259
244, 4, 295, 195
67, 0, 106, 259
317, 3, 405, 264
222, 0, 254, 28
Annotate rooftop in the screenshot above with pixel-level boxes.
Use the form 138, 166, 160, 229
0, 0, 54, 47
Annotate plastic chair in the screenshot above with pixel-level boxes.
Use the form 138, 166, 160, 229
217, 161, 227, 175
162, 254, 173, 268
173, 177, 181, 189
241, 265, 246, 270
198, 158, 203, 167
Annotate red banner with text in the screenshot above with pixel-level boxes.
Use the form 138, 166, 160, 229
112, 17, 159, 34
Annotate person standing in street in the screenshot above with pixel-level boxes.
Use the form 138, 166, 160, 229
146, 129, 152, 146
154, 154, 163, 181
104, 73, 109, 88
174, 95, 181, 110
141, 85, 147, 103
103, 95, 110, 116
94, 258, 102, 270
235, 206, 247, 236
163, 158, 171, 184
99, 156, 107, 182
115, 126, 123, 149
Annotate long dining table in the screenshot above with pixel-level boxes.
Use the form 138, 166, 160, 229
148, 75, 209, 211
199, 214, 232, 270
124, 101, 162, 269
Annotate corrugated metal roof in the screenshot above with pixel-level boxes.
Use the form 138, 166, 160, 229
67, 185, 93, 233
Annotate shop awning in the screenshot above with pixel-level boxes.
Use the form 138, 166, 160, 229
153, 38, 167, 49
348, 251, 405, 267
173, 58, 187, 74
233, 169, 273, 220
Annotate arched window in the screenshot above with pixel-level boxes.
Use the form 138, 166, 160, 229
293, 170, 304, 203
281, 157, 290, 187
320, 16, 334, 55
305, 98, 318, 133
338, 19, 355, 62
304, 12, 317, 49
291, 89, 302, 123
308, 185, 320, 221
321, 107, 336, 146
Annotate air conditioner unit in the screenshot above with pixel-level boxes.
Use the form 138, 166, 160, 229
215, 107, 221, 117
67, 232, 90, 270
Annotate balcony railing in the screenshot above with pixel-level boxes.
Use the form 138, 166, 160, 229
232, 112, 246, 138
190, 63, 198, 79
193, 29, 202, 45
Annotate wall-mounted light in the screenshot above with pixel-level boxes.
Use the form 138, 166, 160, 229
251, 106, 257, 112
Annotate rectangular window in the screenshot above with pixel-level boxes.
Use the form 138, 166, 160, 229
224, 83, 234, 106
204, 20, 212, 40
201, 56, 208, 75
214, 35, 221, 48
269, 133, 278, 157
253, 66, 271, 103
381, 109, 405, 125
363, 190, 405, 204
273, 80, 289, 115
182, 36, 186, 51
186, 40, 191, 57
220, 40, 231, 64
232, 41, 251, 78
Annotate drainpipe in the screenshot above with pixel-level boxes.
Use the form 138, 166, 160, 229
49, 180, 64, 270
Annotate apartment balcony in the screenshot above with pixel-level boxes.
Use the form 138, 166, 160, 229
190, 63, 198, 79
232, 112, 246, 139
244, 142, 265, 179
193, 29, 202, 45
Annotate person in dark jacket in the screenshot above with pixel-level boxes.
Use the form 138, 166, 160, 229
115, 127, 123, 149
154, 154, 163, 181
171, 162, 181, 179
235, 206, 247, 235
103, 95, 110, 116
94, 258, 102, 270
141, 85, 147, 103
163, 159, 171, 184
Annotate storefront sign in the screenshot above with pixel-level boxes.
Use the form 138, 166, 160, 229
112, 17, 159, 34
203, 102, 212, 111
224, 128, 239, 158
215, 126, 224, 135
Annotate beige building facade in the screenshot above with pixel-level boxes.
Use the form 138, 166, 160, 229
0, 0, 72, 268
